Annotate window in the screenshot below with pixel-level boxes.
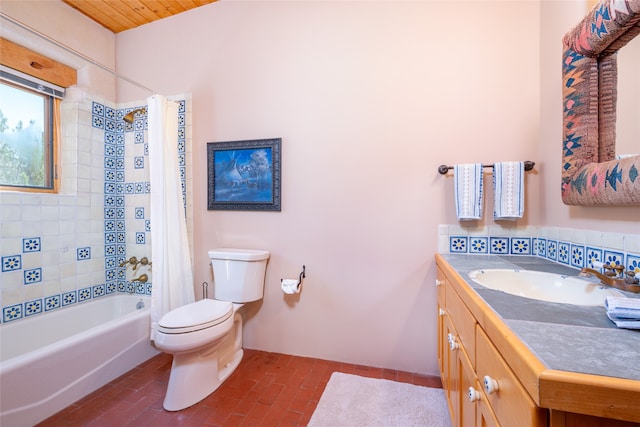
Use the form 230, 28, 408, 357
0, 67, 62, 192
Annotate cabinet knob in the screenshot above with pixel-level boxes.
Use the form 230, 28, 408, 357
435, 279, 444, 287
447, 333, 459, 351
483, 375, 499, 395
468, 387, 481, 402
439, 308, 446, 317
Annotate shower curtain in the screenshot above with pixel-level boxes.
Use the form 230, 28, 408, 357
147, 95, 195, 340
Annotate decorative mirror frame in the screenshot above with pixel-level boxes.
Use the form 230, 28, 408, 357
562, 0, 640, 205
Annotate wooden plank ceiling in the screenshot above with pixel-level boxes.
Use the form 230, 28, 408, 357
61, 0, 217, 33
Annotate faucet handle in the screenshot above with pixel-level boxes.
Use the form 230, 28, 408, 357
612, 264, 625, 277
119, 256, 139, 268
603, 263, 624, 277
625, 270, 639, 285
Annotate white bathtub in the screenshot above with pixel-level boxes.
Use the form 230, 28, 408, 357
0, 294, 159, 427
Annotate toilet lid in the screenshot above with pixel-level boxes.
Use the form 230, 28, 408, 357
158, 299, 233, 334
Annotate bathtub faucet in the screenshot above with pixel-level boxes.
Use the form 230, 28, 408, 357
131, 274, 148, 283
579, 266, 639, 293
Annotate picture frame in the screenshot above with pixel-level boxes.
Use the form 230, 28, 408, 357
207, 138, 281, 211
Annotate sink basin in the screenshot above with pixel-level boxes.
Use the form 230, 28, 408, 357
468, 269, 624, 306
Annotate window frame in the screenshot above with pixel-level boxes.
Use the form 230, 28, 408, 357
0, 68, 61, 194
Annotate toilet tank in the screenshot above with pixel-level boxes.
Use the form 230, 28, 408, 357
208, 248, 270, 302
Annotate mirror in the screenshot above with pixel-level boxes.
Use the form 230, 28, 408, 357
561, 0, 640, 205
617, 35, 640, 155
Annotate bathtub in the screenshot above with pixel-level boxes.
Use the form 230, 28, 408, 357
0, 294, 159, 426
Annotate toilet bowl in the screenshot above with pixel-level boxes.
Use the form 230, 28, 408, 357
153, 248, 269, 411
154, 299, 243, 411
156, 299, 234, 353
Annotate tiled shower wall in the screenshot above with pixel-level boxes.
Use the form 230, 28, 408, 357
439, 224, 640, 274
0, 94, 191, 323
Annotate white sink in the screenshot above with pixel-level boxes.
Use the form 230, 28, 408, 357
468, 269, 624, 306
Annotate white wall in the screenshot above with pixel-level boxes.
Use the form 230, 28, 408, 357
116, 0, 541, 375
0, 0, 116, 101
3, 0, 636, 376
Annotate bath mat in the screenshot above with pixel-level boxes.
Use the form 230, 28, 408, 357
308, 372, 451, 427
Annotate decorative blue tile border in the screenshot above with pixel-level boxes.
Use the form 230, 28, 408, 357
62, 291, 77, 306
604, 250, 624, 268
489, 237, 509, 254
557, 242, 570, 265
92, 101, 104, 116
92, 284, 106, 298
511, 237, 531, 255
0, 99, 185, 324
445, 231, 640, 279
469, 237, 488, 254
3, 304, 22, 322
45, 295, 61, 312
570, 244, 585, 268
25, 299, 43, 316
450, 236, 467, 253
78, 287, 92, 302
628, 254, 640, 274
538, 239, 547, 258
585, 247, 603, 268
547, 240, 558, 261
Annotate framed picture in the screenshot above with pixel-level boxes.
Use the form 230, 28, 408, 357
207, 138, 281, 211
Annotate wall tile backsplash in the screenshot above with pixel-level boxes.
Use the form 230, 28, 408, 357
0, 95, 191, 324
439, 224, 640, 274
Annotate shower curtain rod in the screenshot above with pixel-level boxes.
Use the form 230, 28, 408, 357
0, 12, 155, 95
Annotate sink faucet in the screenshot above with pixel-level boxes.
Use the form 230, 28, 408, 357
580, 266, 640, 293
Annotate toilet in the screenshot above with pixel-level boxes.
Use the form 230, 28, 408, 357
154, 248, 270, 411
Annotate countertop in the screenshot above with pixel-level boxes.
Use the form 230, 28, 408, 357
439, 254, 640, 382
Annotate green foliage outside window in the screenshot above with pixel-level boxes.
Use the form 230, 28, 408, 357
0, 81, 51, 189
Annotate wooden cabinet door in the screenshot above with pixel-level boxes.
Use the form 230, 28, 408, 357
476, 327, 547, 427
437, 268, 446, 380
458, 345, 477, 427
443, 315, 459, 425
477, 394, 500, 427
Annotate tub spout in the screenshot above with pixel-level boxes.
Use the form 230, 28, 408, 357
580, 268, 640, 293
132, 274, 148, 283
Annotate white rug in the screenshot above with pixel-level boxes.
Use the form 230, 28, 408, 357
308, 372, 451, 427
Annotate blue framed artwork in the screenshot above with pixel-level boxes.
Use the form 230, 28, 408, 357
207, 138, 281, 211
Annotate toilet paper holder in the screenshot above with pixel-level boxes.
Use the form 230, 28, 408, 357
281, 265, 306, 288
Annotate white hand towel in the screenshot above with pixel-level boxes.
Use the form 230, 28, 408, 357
605, 296, 640, 330
493, 161, 524, 220
606, 312, 640, 329
605, 296, 640, 319
454, 163, 483, 221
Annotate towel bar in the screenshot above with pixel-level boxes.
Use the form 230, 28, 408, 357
437, 161, 535, 175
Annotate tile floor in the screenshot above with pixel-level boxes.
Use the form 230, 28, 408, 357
38, 349, 442, 427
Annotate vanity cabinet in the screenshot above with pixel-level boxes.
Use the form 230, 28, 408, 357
436, 254, 640, 427
437, 266, 544, 427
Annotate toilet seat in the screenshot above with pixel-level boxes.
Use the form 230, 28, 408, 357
158, 299, 233, 334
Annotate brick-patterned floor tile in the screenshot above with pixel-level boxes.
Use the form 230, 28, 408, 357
37, 350, 440, 426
